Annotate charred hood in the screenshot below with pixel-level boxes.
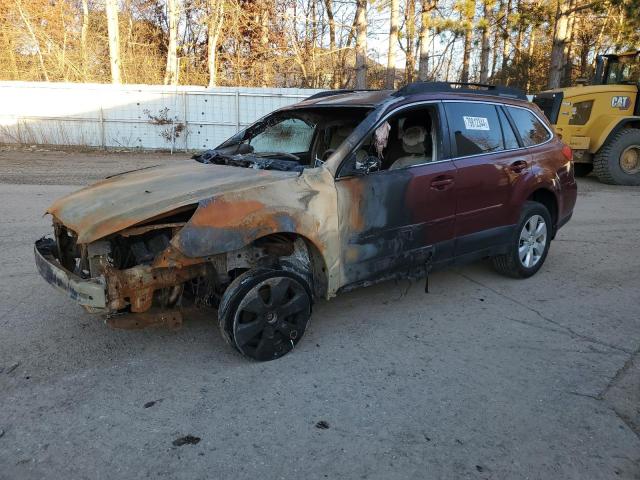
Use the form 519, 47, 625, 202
47, 162, 299, 243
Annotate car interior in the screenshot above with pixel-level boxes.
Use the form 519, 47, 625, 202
344, 107, 439, 172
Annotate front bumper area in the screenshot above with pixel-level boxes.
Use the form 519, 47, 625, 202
34, 237, 107, 309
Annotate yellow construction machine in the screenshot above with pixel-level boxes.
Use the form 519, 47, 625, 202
533, 51, 640, 185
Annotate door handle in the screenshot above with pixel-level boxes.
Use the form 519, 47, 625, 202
510, 160, 528, 173
430, 177, 454, 191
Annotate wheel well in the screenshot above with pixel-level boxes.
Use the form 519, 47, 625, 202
252, 233, 328, 299
528, 189, 558, 234
601, 119, 640, 150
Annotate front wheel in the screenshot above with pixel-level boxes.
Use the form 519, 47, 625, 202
492, 201, 552, 278
218, 268, 312, 361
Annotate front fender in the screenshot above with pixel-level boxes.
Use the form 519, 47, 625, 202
169, 167, 341, 294
173, 198, 316, 257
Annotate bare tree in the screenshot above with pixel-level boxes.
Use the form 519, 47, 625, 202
500, 0, 511, 83
354, 0, 367, 89
386, 0, 399, 88
323, 0, 339, 88
562, 0, 577, 85
548, 0, 571, 88
479, 0, 492, 82
525, 25, 536, 91
459, 0, 475, 83
418, 0, 436, 81
164, 0, 180, 85
15, 0, 49, 81
105, 0, 121, 84
207, 0, 224, 87
81, 0, 89, 80
405, 0, 416, 83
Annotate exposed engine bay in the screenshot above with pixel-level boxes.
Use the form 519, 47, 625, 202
36, 214, 314, 331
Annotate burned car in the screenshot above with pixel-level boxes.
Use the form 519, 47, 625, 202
35, 82, 577, 361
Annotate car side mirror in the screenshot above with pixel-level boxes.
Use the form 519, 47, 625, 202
354, 152, 381, 175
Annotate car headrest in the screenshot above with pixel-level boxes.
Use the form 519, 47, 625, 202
402, 126, 426, 154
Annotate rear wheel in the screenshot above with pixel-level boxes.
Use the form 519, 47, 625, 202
492, 201, 552, 278
573, 163, 593, 177
593, 128, 640, 185
218, 268, 312, 361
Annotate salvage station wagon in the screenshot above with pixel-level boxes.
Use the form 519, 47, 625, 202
35, 82, 578, 361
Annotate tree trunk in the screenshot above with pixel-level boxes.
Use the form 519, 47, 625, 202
491, 0, 503, 77
479, 0, 491, 83
207, 0, 224, 88
15, 0, 49, 82
548, 0, 570, 89
513, 0, 523, 67
460, 1, 474, 84
323, 0, 339, 88
81, 0, 89, 81
562, 0, 576, 86
525, 26, 536, 92
500, 0, 511, 83
386, 0, 399, 88
105, 0, 121, 84
418, 0, 435, 81
164, 0, 179, 85
405, 0, 416, 83
354, 0, 367, 89
260, 8, 270, 87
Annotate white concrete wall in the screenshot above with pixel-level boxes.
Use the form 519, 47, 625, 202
0, 82, 324, 151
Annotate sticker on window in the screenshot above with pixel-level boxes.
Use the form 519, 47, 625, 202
463, 116, 490, 130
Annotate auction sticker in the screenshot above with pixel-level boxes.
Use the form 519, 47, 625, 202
463, 116, 490, 130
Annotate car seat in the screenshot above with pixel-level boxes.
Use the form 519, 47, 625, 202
389, 120, 431, 170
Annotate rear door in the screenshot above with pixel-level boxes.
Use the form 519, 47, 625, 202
443, 101, 531, 256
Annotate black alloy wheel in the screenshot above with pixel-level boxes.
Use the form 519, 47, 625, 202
218, 269, 312, 361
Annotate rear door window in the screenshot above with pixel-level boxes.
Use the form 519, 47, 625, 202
506, 107, 551, 147
444, 102, 504, 157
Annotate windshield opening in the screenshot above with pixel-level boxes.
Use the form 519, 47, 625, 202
194, 107, 372, 172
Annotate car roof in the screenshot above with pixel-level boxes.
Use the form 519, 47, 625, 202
289, 82, 530, 110
294, 89, 395, 107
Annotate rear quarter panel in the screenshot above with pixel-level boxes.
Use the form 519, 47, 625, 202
527, 137, 577, 228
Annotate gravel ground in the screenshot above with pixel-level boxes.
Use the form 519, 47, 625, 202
0, 149, 639, 480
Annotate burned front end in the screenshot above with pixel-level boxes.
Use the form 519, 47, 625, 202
35, 210, 213, 329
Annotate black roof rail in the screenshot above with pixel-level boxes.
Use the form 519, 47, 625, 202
305, 89, 378, 100
393, 81, 528, 100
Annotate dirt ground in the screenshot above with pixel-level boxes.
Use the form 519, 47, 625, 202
0, 148, 639, 480
0, 146, 190, 185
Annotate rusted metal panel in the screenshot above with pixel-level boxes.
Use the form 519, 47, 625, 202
34, 239, 107, 309
104, 262, 211, 312
170, 166, 343, 295
47, 162, 298, 244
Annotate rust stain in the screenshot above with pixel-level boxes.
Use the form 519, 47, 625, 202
343, 179, 366, 231
190, 198, 265, 228
105, 263, 210, 312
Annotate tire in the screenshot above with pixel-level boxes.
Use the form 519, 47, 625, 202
573, 163, 593, 177
492, 201, 552, 279
218, 268, 312, 361
593, 128, 640, 186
